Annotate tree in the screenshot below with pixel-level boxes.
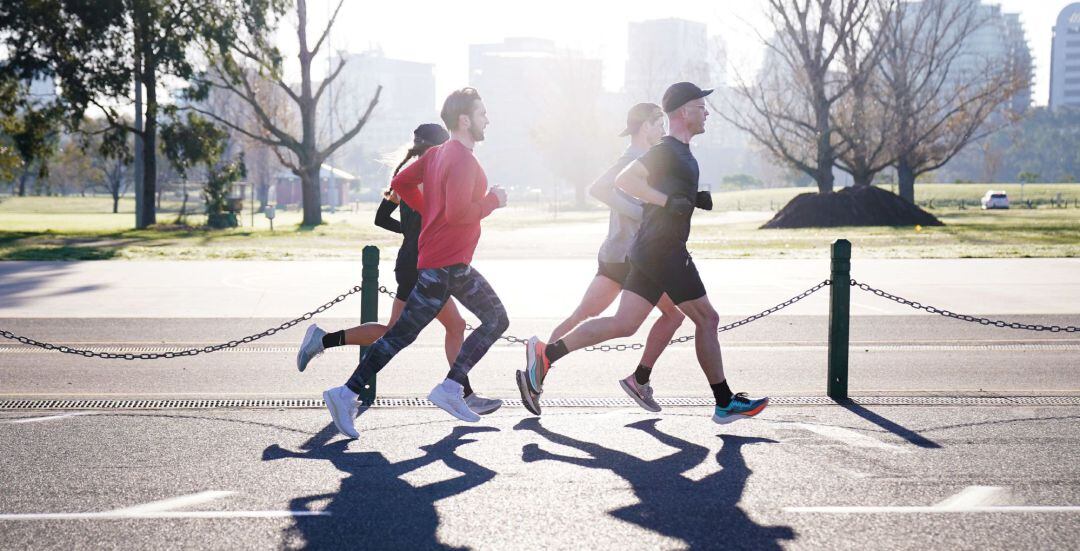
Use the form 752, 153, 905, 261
832, 1, 896, 187
160, 112, 229, 221
0, 0, 226, 227
191, 0, 380, 226
879, 0, 1030, 202
531, 53, 615, 208
0, 77, 62, 196
723, 0, 888, 194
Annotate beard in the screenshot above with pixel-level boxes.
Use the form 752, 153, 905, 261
469, 125, 485, 142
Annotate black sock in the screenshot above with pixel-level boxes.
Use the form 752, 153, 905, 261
711, 380, 733, 408
545, 340, 569, 364
322, 330, 346, 349
462, 377, 474, 398
634, 364, 652, 385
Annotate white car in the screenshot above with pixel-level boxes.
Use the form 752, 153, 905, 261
981, 191, 1009, 209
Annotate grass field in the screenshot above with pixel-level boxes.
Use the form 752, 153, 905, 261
1, 184, 1077, 260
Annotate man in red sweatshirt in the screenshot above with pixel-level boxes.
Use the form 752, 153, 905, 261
323, 88, 509, 438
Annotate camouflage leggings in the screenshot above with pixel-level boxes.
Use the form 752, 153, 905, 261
346, 264, 509, 393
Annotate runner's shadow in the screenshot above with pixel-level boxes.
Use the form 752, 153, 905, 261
263, 425, 499, 550
514, 418, 795, 550
837, 401, 942, 449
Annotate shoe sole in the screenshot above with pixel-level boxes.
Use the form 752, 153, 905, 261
516, 370, 542, 415
428, 390, 481, 423
525, 338, 543, 394
323, 390, 358, 438
619, 379, 662, 413
712, 399, 769, 425
298, 325, 318, 372
469, 400, 502, 415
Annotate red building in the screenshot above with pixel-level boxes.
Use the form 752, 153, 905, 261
272, 164, 356, 208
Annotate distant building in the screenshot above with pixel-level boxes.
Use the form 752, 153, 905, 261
469, 37, 606, 193
320, 49, 438, 197
1049, 3, 1080, 110
272, 164, 355, 207
902, 0, 1032, 113
625, 18, 711, 102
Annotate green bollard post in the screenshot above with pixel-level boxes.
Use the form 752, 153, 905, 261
827, 239, 851, 401
358, 246, 379, 406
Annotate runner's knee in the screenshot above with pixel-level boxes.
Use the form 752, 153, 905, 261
480, 306, 510, 336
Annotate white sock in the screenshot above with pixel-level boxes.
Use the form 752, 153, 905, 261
441, 379, 464, 394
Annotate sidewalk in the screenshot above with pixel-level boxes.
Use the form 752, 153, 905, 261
2, 258, 1079, 318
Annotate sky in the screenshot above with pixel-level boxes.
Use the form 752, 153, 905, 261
281, 0, 1080, 108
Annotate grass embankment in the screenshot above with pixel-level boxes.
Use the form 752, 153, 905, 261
1, 184, 1078, 260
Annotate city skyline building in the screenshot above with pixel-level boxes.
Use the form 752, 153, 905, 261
1049, 2, 1080, 110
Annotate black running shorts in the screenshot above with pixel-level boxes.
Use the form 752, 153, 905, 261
596, 260, 632, 286
623, 256, 706, 306
394, 268, 419, 301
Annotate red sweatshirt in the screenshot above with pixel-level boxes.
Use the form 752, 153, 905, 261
391, 139, 500, 269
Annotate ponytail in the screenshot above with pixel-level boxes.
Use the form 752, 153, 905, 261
392, 145, 433, 177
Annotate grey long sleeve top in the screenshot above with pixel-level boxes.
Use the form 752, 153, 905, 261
590, 144, 647, 263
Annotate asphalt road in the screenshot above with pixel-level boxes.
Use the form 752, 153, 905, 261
2, 258, 1077, 549
1, 404, 1077, 550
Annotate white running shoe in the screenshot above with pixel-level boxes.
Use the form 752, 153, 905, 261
428, 380, 481, 422
323, 386, 359, 438
619, 375, 662, 413
297, 324, 327, 372
464, 393, 503, 415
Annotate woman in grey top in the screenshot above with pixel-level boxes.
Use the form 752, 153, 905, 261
534, 103, 685, 413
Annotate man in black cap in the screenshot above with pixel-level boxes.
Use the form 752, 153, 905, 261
520, 82, 769, 424
517, 102, 684, 415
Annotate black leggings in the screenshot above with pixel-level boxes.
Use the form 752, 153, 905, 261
346, 264, 509, 392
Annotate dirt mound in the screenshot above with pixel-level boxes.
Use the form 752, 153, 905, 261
761, 186, 944, 229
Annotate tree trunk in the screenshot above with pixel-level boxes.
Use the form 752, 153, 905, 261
897, 158, 916, 203
17, 169, 30, 197
137, 53, 158, 228
852, 171, 873, 188
300, 162, 322, 226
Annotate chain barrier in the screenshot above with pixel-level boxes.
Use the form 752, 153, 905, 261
0, 286, 364, 360
4, 276, 1072, 359
584, 279, 832, 352
850, 279, 1079, 333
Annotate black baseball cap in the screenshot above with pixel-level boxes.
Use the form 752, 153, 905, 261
414, 123, 450, 146
662, 82, 713, 113
618, 102, 662, 137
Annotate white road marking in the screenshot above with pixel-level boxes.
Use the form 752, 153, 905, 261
0, 490, 330, 520
0, 511, 328, 520
785, 505, 1080, 514
786, 486, 1080, 514
935, 486, 1004, 510
793, 422, 908, 452
6, 412, 97, 424
109, 491, 234, 515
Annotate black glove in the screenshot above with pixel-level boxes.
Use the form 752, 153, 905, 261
664, 194, 694, 216
695, 191, 713, 211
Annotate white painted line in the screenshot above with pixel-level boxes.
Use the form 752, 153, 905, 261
784, 506, 1080, 514
6, 412, 97, 424
786, 486, 1080, 514
793, 423, 908, 453
935, 486, 1004, 510
109, 491, 234, 515
0, 510, 329, 521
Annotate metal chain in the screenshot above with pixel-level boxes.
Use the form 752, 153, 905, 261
850, 279, 1079, 333
584, 279, 832, 352
0, 286, 365, 360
